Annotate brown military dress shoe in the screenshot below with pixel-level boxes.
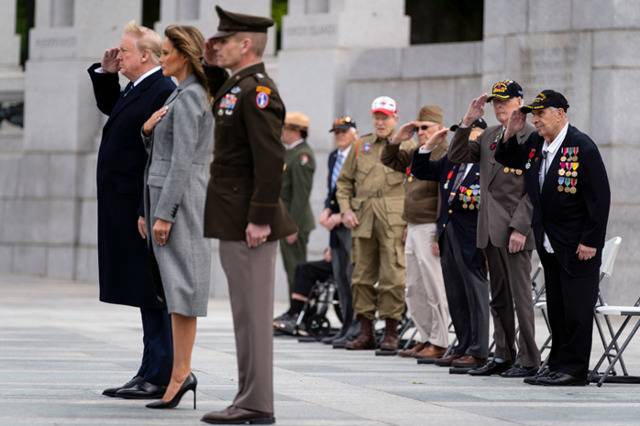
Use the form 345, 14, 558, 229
398, 341, 428, 358
434, 352, 463, 367
201, 405, 275, 424
345, 317, 375, 350
415, 344, 447, 362
451, 355, 486, 369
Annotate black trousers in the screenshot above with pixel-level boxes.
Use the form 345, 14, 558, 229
540, 249, 599, 379
440, 225, 490, 358
292, 259, 332, 297
331, 226, 353, 335
136, 248, 173, 386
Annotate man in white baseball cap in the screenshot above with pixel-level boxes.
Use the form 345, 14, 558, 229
336, 96, 409, 355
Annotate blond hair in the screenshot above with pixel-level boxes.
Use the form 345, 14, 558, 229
123, 20, 162, 64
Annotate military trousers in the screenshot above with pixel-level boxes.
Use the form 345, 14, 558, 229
405, 223, 449, 348
280, 231, 309, 296
484, 243, 540, 367
351, 216, 405, 321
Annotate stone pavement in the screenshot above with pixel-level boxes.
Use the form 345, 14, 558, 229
1, 275, 639, 426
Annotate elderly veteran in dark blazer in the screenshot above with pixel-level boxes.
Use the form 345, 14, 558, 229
496, 90, 611, 386
88, 21, 174, 400
449, 80, 540, 378
139, 25, 213, 410
401, 125, 490, 372
200, 6, 296, 425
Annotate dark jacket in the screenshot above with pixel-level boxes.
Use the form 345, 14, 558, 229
495, 124, 611, 277
325, 148, 348, 247
203, 63, 296, 241
282, 140, 315, 235
88, 63, 175, 308
411, 149, 485, 269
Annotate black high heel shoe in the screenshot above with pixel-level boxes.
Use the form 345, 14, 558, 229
146, 373, 197, 409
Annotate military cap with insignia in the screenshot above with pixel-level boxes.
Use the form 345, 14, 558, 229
210, 5, 274, 39
520, 90, 570, 113
486, 79, 523, 102
329, 115, 357, 132
449, 117, 488, 132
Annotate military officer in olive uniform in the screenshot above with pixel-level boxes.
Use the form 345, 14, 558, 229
201, 6, 295, 425
337, 96, 410, 354
279, 112, 316, 299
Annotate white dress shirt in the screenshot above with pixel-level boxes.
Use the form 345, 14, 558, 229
540, 122, 569, 253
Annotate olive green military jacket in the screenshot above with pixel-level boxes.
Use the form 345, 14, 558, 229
336, 133, 411, 239
203, 63, 296, 241
281, 140, 316, 235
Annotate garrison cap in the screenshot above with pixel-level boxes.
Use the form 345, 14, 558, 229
210, 6, 274, 39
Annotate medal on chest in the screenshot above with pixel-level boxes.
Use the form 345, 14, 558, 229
218, 93, 238, 116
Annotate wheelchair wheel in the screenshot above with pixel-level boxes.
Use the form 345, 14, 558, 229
307, 314, 331, 337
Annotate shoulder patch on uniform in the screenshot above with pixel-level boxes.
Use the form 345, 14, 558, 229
300, 154, 309, 165
256, 91, 270, 109
256, 85, 271, 95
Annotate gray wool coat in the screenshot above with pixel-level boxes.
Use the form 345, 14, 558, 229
142, 74, 214, 317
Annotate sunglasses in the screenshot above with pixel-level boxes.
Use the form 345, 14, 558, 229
416, 124, 436, 131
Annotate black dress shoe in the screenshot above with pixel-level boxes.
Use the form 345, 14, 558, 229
468, 360, 512, 376
535, 371, 588, 387
500, 365, 538, 378
331, 334, 354, 349
523, 366, 552, 385
201, 405, 275, 424
116, 380, 167, 399
102, 376, 143, 397
146, 373, 197, 409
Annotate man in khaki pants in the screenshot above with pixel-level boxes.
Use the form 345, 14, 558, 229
381, 105, 450, 361
337, 96, 410, 355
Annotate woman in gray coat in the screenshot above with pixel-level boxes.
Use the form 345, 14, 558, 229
138, 25, 213, 410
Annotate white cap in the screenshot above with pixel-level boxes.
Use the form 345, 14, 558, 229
371, 96, 397, 116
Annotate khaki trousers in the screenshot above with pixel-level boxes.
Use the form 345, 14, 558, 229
405, 223, 449, 348
219, 240, 277, 414
351, 216, 405, 321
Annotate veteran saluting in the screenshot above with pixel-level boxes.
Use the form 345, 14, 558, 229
201, 6, 295, 425
496, 90, 611, 386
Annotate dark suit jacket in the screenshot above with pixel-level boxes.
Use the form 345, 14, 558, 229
325, 149, 348, 248
411, 149, 485, 269
495, 124, 611, 277
203, 63, 296, 241
88, 63, 175, 308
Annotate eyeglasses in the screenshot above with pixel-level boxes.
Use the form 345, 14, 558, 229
416, 124, 436, 131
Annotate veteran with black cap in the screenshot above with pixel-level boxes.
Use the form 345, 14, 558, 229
496, 89, 611, 386
449, 80, 541, 377
201, 5, 295, 425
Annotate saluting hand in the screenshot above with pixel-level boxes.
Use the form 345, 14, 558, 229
100, 47, 120, 73
424, 128, 449, 150
391, 121, 418, 145
152, 218, 172, 246
504, 109, 527, 141
576, 244, 597, 261
462, 94, 487, 127
203, 38, 218, 66
143, 106, 169, 136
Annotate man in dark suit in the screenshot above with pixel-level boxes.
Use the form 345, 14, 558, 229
449, 80, 540, 378
87, 21, 175, 399
496, 90, 611, 386
201, 7, 296, 425
397, 124, 489, 372
318, 115, 358, 347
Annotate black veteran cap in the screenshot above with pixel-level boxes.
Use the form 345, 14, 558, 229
211, 6, 274, 39
449, 117, 487, 132
486, 80, 524, 102
329, 115, 357, 132
520, 90, 570, 113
